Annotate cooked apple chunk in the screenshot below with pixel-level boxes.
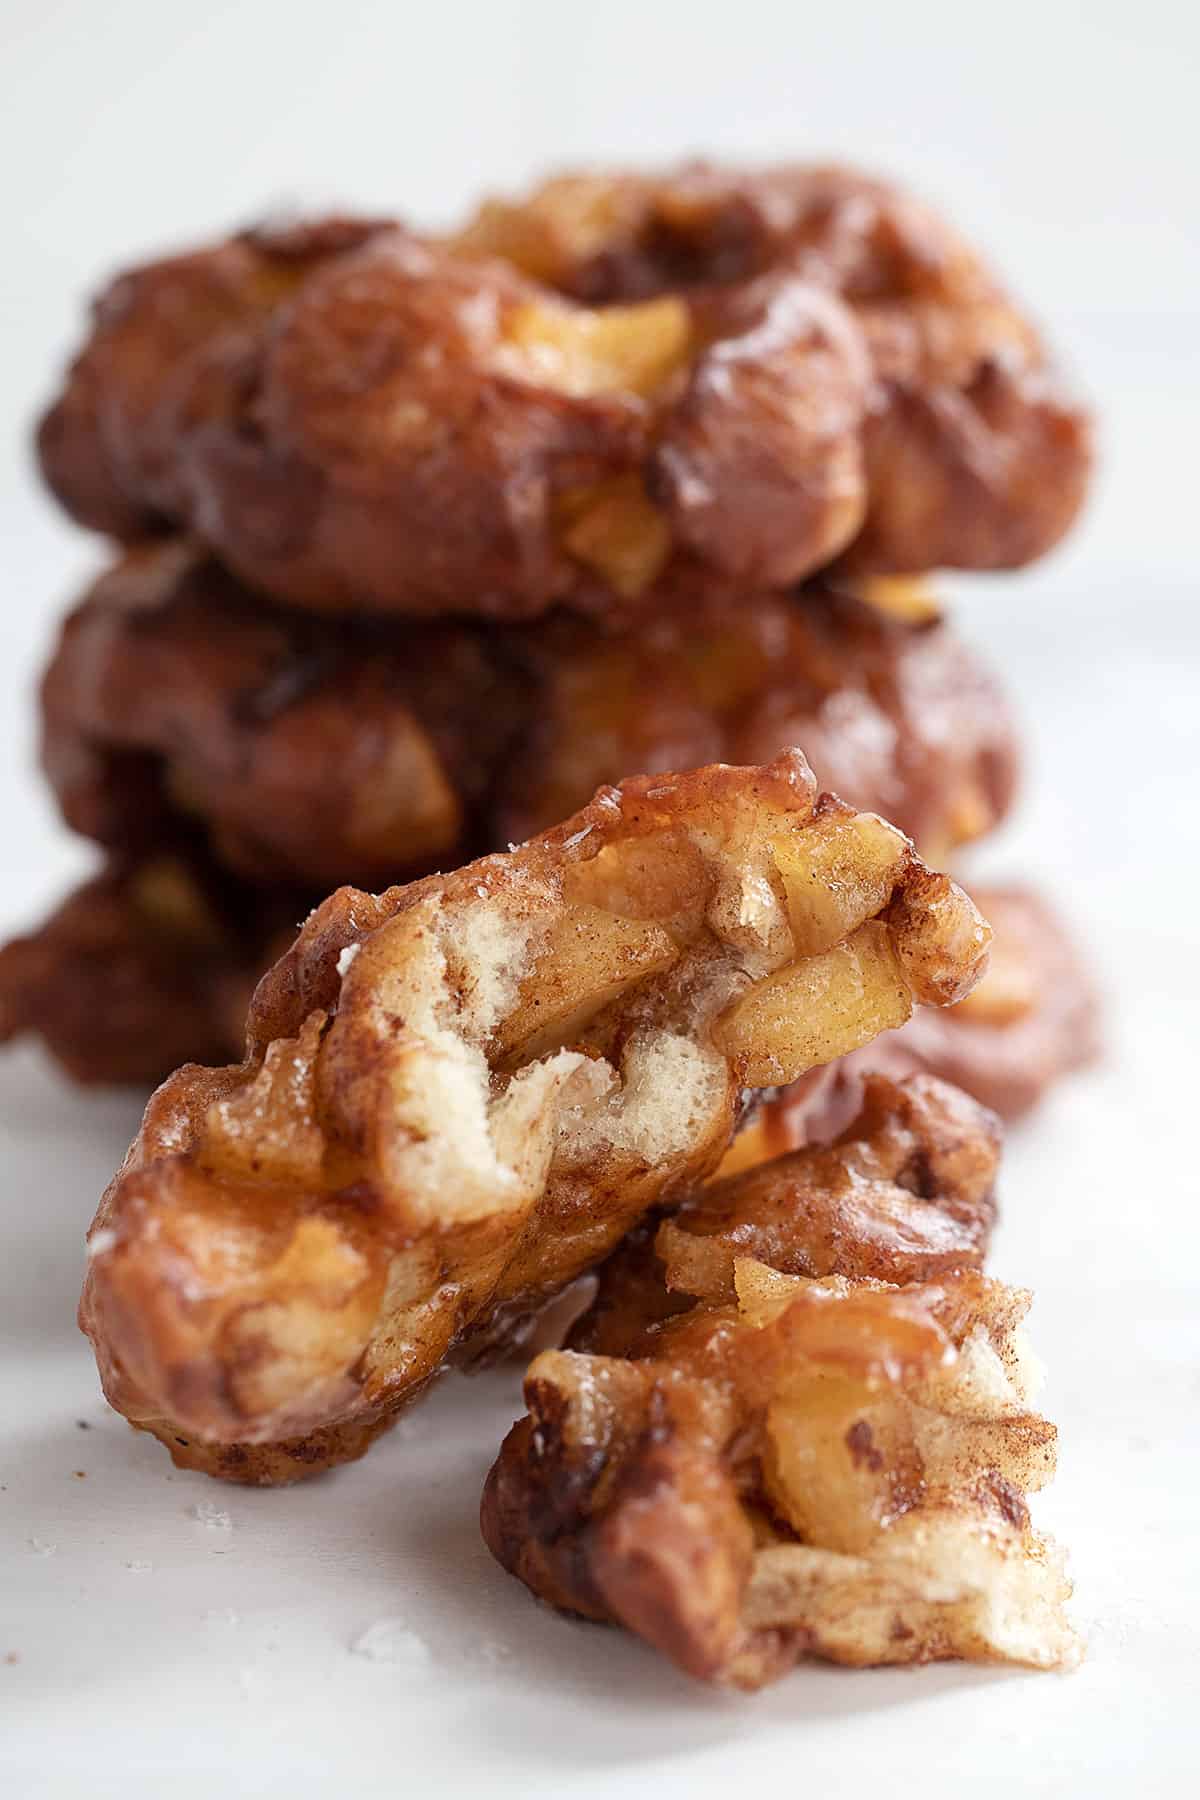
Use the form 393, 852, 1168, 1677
736, 885, 1101, 1149
80, 753, 989, 1483
483, 1079, 1078, 1685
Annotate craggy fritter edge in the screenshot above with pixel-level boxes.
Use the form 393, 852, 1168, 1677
759, 885, 1102, 1138
572, 1071, 1001, 1358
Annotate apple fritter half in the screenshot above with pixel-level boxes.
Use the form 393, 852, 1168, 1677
483, 1078, 1078, 1685
80, 753, 988, 1483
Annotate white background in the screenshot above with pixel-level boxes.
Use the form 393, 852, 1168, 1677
1, 3, 1198, 1795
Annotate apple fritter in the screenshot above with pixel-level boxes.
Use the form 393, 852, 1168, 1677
483, 1081, 1078, 1685
39, 542, 1017, 892
40, 165, 1089, 618
79, 754, 989, 1483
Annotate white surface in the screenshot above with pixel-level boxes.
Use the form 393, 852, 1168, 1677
2, 3, 1199, 1794
4, 503, 1199, 1800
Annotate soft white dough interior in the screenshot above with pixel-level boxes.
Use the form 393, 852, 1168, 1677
377, 830, 793, 1224
488, 1052, 588, 1192
402, 874, 743, 1211
955, 1328, 1022, 1409
370, 899, 536, 1211
559, 1032, 727, 1164
439, 894, 537, 1040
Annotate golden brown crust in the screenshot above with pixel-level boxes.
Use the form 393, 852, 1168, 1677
38, 227, 866, 615
39, 165, 1090, 617
482, 1080, 1079, 1685
751, 886, 1101, 1145
39, 543, 532, 889
39, 543, 1018, 892
574, 1073, 1000, 1356
35, 216, 394, 542
0, 855, 290, 1086
78, 753, 989, 1482
455, 162, 1093, 578
497, 573, 1017, 862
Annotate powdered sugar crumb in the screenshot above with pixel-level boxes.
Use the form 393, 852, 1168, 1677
336, 942, 361, 978
125, 1560, 153, 1573
188, 1501, 233, 1536
349, 1619, 431, 1666
27, 1538, 56, 1557
86, 1228, 117, 1259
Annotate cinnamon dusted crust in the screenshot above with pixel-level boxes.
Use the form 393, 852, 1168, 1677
78, 753, 989, 1483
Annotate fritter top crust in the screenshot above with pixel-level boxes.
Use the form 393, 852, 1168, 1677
482, 1078, 1079, 1686
78, 753, 989, 1483
40, 544, 1017, 889
40, 164, 1090, 618
457, 161, 1092, 577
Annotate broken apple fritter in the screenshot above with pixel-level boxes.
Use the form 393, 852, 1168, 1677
39, 541, 1017, 892
483, 1077, 1079, 1685
39, 164, 1089, 618
79, 754, 989, 1483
